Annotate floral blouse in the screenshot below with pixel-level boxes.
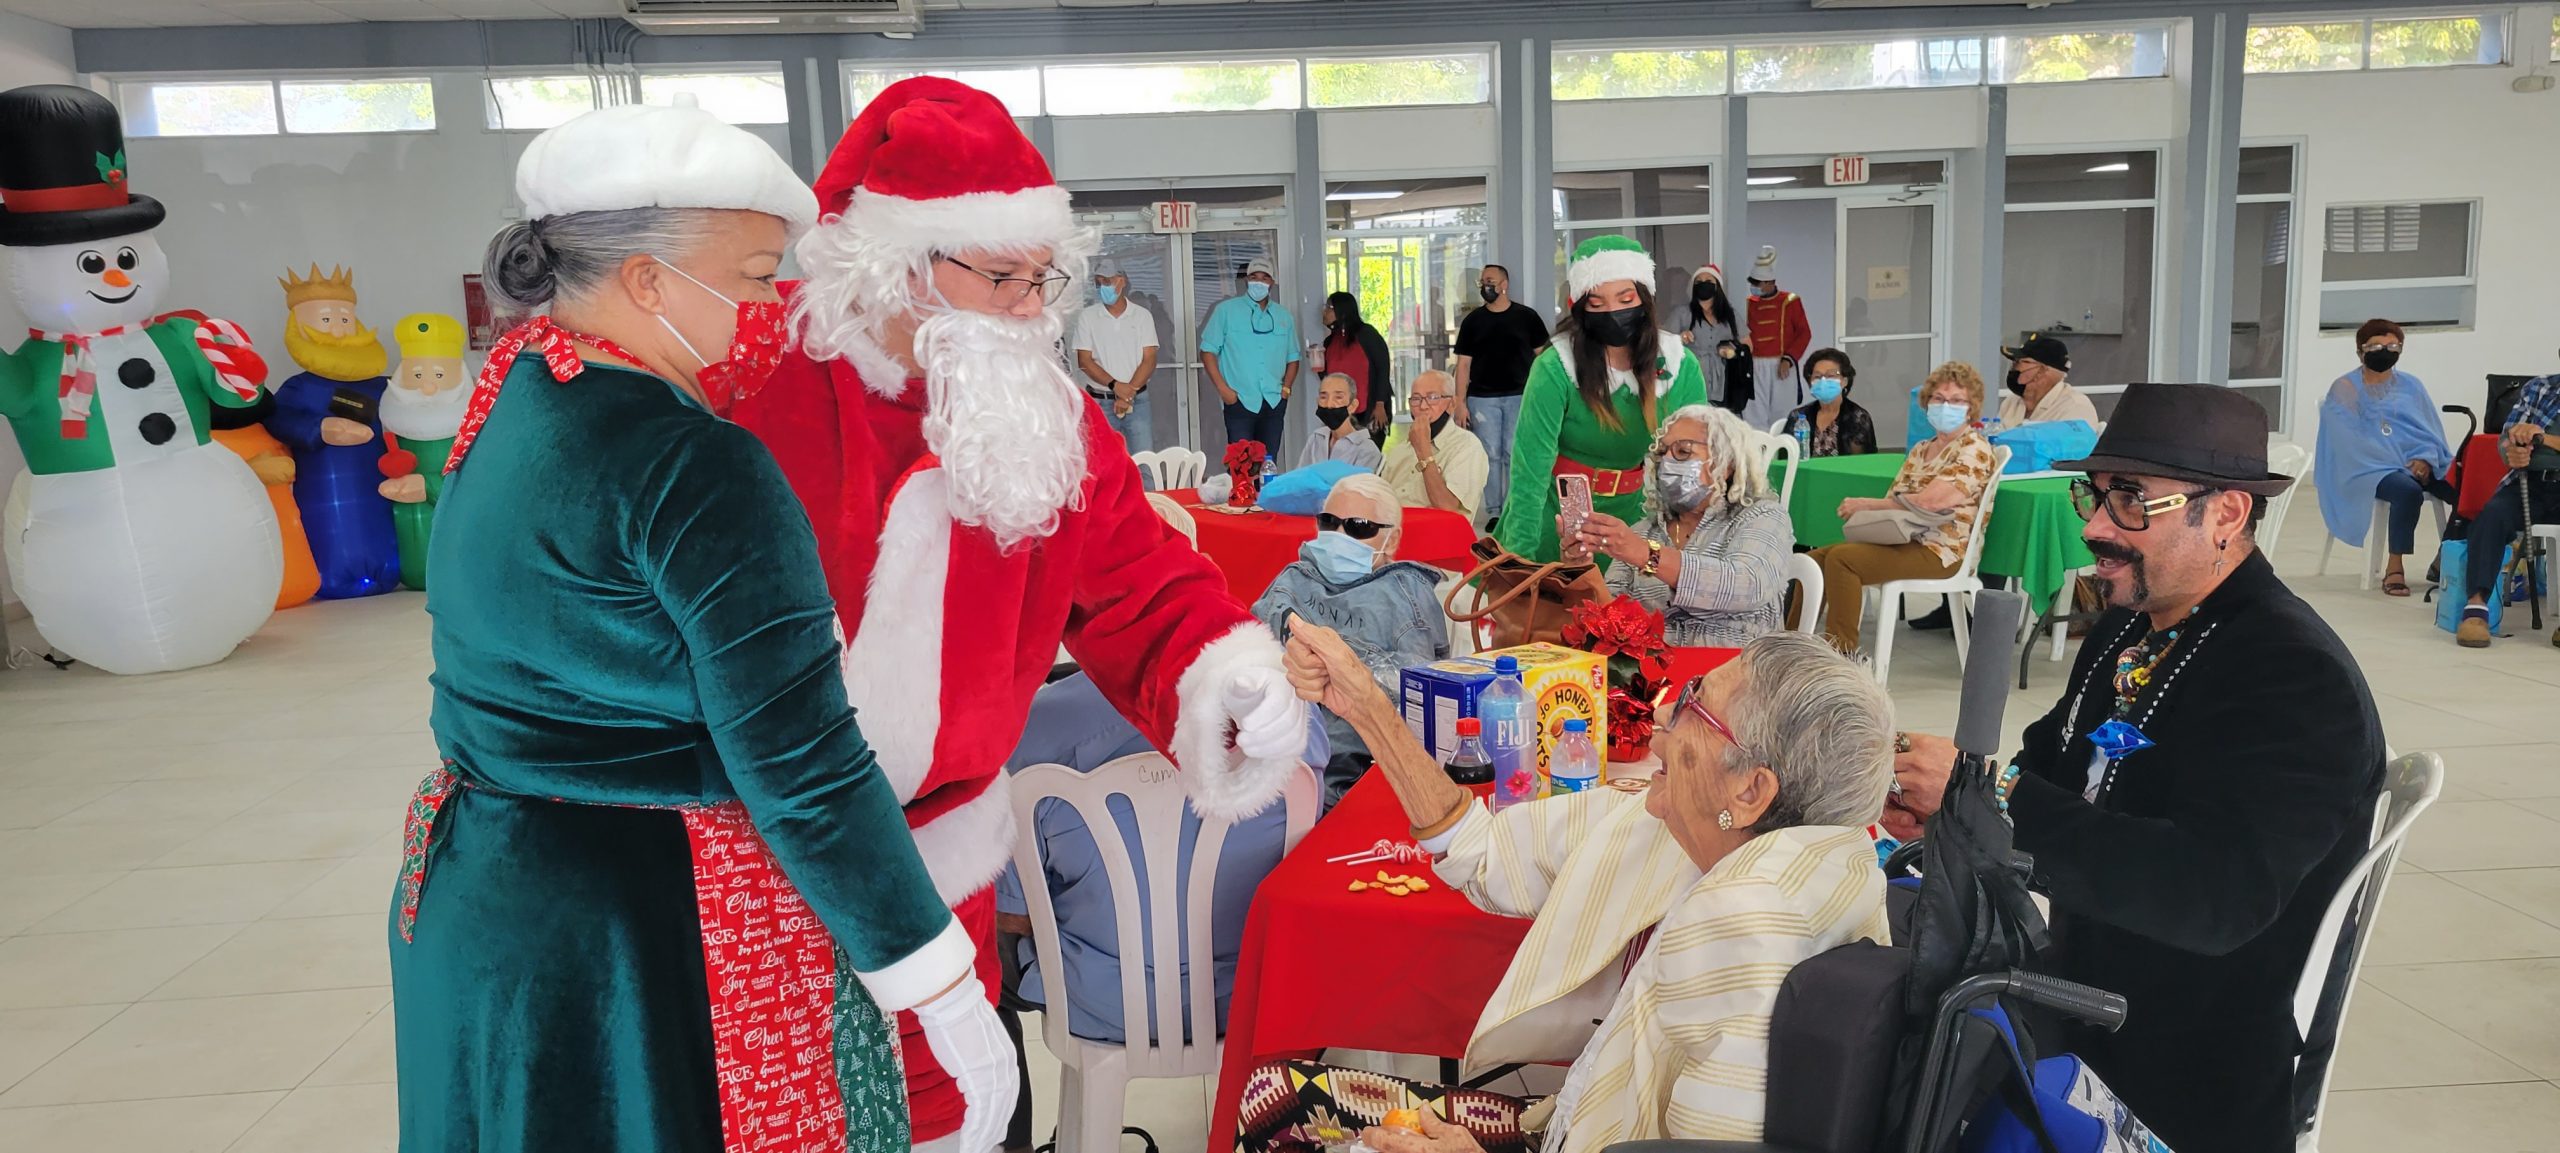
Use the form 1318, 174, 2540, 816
1889, 430, 2001, 567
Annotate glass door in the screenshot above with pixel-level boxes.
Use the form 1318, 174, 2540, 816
1070, 185, 1287, 455
1838, 198, 1941, 448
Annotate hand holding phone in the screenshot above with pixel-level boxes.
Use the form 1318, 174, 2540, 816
1555, 474, 1594, 550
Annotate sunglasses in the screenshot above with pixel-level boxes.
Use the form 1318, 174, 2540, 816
1315, 512, 1389, 540
1671, 674, 1738, 745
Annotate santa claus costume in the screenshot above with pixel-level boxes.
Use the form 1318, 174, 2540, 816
731, 78, 1306, 1149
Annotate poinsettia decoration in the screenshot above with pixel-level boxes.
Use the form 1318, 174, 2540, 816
1224, 439, 1269, 507
1564, 598, 1675, 761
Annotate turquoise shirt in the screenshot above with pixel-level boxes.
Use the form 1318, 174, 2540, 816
1201, 293, 1299, 412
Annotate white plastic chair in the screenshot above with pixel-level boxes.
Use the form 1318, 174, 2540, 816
1866, 445, 2013, 687
2529, 524, 2560, 616
2292, 751, 2443, 1153
1785, 551, 1824, 636
2258, 441, 2312, 557
1744, 428, 1802, 511
1144, 492, 1198, 545
1131, 448, 1209, 492
1008, 753, 1319, 1153
2317, 493, 2447, 589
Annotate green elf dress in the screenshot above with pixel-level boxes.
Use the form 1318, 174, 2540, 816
1494, 330, 1708, 564
392, 319, 973, 1153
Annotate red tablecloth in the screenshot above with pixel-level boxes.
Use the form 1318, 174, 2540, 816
1206, 647, 1738, 1152
1165, 489, 1479, 604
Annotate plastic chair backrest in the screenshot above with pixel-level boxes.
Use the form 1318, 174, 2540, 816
1786, 551, 1824, 635
1007, 753, 1318, 1077
2260, 440, 2312, 556
1159, 448, 1210, 490
1129, 449, 1168, 491
2289, 751, 2442, 1138
1145, 492, 1198, 545
1956, 445, 2014, 578
1751, 428, 1802, 510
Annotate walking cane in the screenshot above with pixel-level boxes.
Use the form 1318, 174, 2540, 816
2520, 464, 2545, 632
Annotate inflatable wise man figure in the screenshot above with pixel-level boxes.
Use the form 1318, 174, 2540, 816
379, 312, 466, 592
0, 83, 281, 674
272, 264, 400, 598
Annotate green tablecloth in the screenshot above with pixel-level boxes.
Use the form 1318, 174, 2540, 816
1773, 453, 2096, 608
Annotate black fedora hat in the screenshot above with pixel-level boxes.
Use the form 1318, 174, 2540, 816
0, 85, 166, 248
2054, 382, 2294, 496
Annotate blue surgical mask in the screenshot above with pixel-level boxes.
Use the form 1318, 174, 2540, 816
1246, 281, 1272, 303
1303, 530, 1378, 583
1810, 376, 1845, 404
1098, 284, 1120, 306
1925, 402, 1971, 435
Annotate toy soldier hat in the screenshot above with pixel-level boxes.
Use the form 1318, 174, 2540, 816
0, 85, 166, 248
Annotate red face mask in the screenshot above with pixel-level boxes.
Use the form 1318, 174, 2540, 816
655, 261, 787, 416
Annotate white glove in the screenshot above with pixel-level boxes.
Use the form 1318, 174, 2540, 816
913, 974, 1018, 1153
1225, 665, 1306, 762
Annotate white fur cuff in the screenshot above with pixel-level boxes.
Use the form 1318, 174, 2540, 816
1567, 248, 1657, 300
1172, 622, 1302, 821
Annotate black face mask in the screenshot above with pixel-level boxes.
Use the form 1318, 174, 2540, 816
1583, 304, 1649, 349
2006, 369, 2027, 397
1478, 284, 1499, 304
1693, 282, 1721, 304
2362, 348, 2402, 374
1428, 412, 1453, 439
1317, 405, 1352, 430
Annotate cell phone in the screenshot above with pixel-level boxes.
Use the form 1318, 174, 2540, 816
1556, 474, 1594, 545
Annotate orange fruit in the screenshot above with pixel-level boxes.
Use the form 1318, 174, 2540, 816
1380, 1108, 1425, 1133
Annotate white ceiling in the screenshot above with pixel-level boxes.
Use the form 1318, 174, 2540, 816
0, 0, 1304, 30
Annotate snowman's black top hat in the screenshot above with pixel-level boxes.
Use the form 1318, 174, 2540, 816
0, 84, 165, 248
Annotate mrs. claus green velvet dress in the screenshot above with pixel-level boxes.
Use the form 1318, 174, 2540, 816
391, 355, 953, 1153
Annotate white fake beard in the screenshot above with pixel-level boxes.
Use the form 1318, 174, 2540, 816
913, 309, 1088, 551
380, 380, 472, 441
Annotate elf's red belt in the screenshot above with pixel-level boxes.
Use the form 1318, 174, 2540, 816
1553, 456, 1647, 497
396, 764, 908, 1153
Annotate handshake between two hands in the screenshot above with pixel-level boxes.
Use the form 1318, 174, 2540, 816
1279, 613, 1382, 726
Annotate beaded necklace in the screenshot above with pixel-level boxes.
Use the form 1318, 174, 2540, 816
2109, 606, 2197, 717
2062, 608, 2220, 805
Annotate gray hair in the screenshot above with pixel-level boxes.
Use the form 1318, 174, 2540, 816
1723, 632, 1895, 830
482, 208, 719, 312
1647, 403, 1774, 517
1409, 369, 1456, 399
1319, 372, 1359, 396
1327, 471, 1403, 525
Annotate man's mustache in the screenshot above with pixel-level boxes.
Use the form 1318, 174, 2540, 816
2085, 539, 2143, 566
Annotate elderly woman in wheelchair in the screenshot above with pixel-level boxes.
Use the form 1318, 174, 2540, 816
1238, 624, 1896, 1153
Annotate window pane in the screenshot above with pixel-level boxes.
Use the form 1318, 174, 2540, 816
641, 71, 787, 124
1326, 178, 1487, 231
1553, 166, 1713, 223
1734, 36, 1982, 93
1989, 28, 2171, 83
1845, 203, 1933, 339
2236, 145, 2294, 196
486, 76, 596, 130
2319, 284, 2475, 330
2002, 206, 2155, 385
2004, 151, 2157, 203
277, 79, 433, 134
844, 67, 1040, 119
2322, 203, 2472, 282
1328, 231, 1487, 405
1550, 47, 1727, 100
2229, 200, 2292, 381
1307, 53, 1488, 108
2245, 23, 2363, 73
126, 81, 278, 137
1043, 60, 1300, 117
2553, 14, 2559, 63
2369, 16, 2501, 69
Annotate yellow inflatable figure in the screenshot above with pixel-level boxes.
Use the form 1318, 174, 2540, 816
380, 313, 468, 592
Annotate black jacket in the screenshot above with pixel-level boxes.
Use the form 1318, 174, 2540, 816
2006, 550, 2383, 1152
1782, 399, 1878, 456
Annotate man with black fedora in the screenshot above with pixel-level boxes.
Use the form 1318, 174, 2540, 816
1883, 382, 2386, 1153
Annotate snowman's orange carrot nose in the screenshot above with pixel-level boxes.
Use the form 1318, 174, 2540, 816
101, 269, 132, 288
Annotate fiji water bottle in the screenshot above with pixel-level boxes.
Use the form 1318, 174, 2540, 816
1550, 718, 1600, 795
1479, 657, 1538, 811
1443, 716, 1496, 801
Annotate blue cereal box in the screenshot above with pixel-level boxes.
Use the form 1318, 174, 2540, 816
1402, 656, 1496, 762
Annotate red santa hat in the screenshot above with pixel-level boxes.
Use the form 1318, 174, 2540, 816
814, 77, 1074, 255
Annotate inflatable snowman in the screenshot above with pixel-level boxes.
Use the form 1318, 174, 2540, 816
0, 84, 280, 674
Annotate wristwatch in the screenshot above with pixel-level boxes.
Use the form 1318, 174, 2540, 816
1640, 539, 1665, 578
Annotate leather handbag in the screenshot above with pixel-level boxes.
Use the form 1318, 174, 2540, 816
1841, 495, 1954, 546
1445, 536, 1610, 649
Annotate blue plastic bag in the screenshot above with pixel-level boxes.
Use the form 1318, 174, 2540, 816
1989, 420, 2099, 473
2436, 538, 2511, 634
1257, 460, 1371, 516
1961, 1005, 2174, 1153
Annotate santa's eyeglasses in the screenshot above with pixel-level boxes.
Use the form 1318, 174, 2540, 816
942, 257, 1073, 307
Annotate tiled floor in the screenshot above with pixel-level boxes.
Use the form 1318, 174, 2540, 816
2, 517, 2557, 1151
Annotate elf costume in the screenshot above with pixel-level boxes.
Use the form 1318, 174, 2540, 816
729, 78, 1305, 1149
0, 83, 280, 674
380, 312, 466, 591
1495, 234, 1708, 564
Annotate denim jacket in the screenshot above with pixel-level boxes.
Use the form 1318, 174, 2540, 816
1253, 556, 1451, 760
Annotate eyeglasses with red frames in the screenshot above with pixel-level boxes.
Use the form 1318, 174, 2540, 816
1670, 674, 1738, 745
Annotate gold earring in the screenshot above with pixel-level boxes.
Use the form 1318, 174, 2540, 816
1717, 810, 1735, 831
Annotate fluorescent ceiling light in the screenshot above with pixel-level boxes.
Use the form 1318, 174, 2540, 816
2086, 162, 2131, 173
1746, 176, 1796, 186
1326, 190, 1405, 201
1691, 183, 1714, 190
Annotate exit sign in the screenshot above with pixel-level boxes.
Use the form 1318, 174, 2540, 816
1150, 200, 1197, 234
1826, 155, 1869, 186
